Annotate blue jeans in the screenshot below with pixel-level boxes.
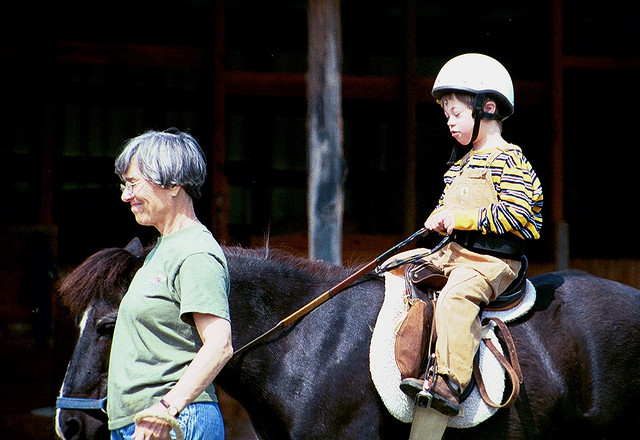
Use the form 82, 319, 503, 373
111, 402, 225, 440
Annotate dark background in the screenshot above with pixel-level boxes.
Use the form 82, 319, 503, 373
1, 1, 638, 438
2, 0, 638, 265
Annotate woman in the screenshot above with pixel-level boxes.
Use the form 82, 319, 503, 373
108, 129, 233, 440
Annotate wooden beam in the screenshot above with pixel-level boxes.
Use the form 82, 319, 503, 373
53, 41, 204, 69
562, 55, 640, 70
21, 41, 547, 105
224, 71, 545, 105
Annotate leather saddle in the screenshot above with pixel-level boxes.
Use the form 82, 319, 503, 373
398, 257, 528, 407
407, 255, 529, 309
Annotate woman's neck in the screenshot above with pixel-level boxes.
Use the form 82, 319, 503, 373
156, 194, 200, 236
160, 213, 200, 236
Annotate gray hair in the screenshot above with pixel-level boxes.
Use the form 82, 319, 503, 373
115, 129, 207, 199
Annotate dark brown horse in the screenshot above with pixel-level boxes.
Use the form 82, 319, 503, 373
55, 238, 640, 439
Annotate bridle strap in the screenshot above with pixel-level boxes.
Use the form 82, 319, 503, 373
56, 396, 107, 413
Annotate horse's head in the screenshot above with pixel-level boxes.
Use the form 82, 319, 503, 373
56, 238, 147, 440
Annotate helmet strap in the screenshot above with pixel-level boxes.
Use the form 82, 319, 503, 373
470, 93, 503, 145
446, 93, 502, 165
446, 144, 459, 165
466, 93, 486, 147
446, 94, 484, 164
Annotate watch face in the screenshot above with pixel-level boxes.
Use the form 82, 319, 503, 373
161, 399, 178, 417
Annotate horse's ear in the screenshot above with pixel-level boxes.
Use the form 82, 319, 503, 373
124, 237, 144, 257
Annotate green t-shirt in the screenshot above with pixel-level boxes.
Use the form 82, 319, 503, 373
107, 224, 230, 430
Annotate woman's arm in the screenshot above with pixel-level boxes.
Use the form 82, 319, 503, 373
133, 314, 232, 440
163, 313, 233, 411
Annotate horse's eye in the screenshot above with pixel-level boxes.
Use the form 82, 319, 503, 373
97, 322, 116, 339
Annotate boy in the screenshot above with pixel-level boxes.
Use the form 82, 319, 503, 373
399, 53, 543, 416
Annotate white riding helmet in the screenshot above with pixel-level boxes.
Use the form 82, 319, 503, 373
432, 53, 515, 120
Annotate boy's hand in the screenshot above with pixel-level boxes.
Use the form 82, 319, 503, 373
424, 210, 455, 234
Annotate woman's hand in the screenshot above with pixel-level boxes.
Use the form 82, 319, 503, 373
133, 403, 173, 440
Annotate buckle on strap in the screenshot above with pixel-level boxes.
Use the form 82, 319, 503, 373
452, 231, 524, 259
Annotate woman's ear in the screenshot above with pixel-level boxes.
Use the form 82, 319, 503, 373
170, 185, 182, 197
483, 100, 497, 115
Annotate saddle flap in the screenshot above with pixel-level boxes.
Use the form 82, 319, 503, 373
395, 298, 430, 380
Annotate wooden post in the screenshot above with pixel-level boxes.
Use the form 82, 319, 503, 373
307, 0, 344, 264
41, 84, 55, 224
403, 0, 418, 237
211, 0, 229, 243
551, 0, 569, 270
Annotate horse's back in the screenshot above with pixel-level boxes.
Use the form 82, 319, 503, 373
222, 251, 640, 440
492, 270, 640, 439
222, 256, 407, 439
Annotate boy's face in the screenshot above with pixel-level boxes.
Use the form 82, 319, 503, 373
441, 95, 475, 146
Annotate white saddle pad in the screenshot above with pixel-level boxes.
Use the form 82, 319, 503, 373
369, 272, 536, 428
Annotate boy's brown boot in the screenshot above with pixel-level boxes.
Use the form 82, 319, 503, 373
399, 374, 461, 417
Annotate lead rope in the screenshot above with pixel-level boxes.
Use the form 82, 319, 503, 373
133, 411, 184, 440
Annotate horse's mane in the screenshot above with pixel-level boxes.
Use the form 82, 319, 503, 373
58, 246, 148, 316
58, 241, 364, 317
222, 245, 359, 283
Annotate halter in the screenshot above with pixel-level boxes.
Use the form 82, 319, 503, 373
56, 395, 107, 413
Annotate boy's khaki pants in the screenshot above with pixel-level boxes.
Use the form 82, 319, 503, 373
423, 241, 521, 390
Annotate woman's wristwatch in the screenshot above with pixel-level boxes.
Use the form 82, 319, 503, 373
160, 399, 180, 418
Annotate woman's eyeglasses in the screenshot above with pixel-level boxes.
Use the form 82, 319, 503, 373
119, 180, 145, 194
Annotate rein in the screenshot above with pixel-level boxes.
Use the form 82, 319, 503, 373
233, 230, 451, 356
